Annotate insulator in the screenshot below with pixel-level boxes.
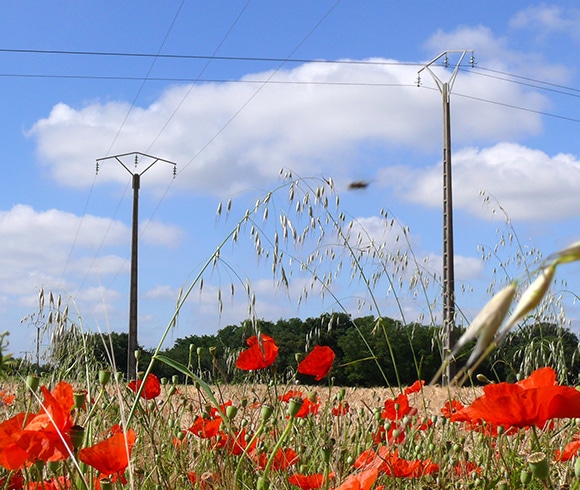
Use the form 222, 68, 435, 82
470, 54, 476, 67
134, 154, 138, 168
415, 74, 421, 87
173, 165, 177, 178
95, 161, 99, 174
443, 55, 449, 68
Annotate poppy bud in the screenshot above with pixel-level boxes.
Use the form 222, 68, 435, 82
134, 350, 141, 361
527, 452, 549, 481
226, 405, 238, 420
47, 461, 60, 473
74, 391, 87, 409
257, 476, 268, 490
288, 397, 304, 418
575, 456, 580, 478
261, 404, 274, 422
209, 346, 217, 357
496, 480, 508, 490
172, 375, 179, 385
70, 424, 85, 450
520, 469, 532, 485
322, 442, 333, 463
476, 373, 493, 384
99, 370, 111, 386
99, 478, 113, 490
26, 375, 40, 392
160, 377, 168, 385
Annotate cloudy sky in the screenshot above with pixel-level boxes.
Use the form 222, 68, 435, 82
1, 1, 579, 360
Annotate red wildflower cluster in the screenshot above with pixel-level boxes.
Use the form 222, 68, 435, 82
451, 367, 580, 429
354, 446, 439, 478
373, 385, 430, 445
332, 444, 438, 489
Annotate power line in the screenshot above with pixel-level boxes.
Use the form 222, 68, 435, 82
3, 45, 580, 98
0, 46, 419, 67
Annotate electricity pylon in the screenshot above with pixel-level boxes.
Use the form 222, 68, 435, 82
96, 152, 177, 380
417, 50, 474, 385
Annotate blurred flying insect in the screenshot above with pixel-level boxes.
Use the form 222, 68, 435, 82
348, 180, 370, 190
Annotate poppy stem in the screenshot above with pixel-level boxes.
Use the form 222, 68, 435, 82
262, 411, 297, 483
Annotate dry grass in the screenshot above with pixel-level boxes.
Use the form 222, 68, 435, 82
180, 383, 484, 418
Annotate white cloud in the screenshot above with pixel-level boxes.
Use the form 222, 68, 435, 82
0, 205, 125, 294
144, 285, 181, 301
510, 5, 580, 41
425, 24, 571, 84
29, 53, 548, 198
378, 142, 580, 221
140, 219, 184, 248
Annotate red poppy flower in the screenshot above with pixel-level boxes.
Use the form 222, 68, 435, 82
215, 428, 248, 456
279, 392, 320, 418
254, 447, 299, 470
404, 380, 424, 395
297, 345, 335, 381
0, 470, 24, 489
0, 390, 15, 407
454, 461, 482, 477
288, 472, 335, 489
18, 382, 75, 462
332, 401, 350, 416
78, 428, 136, 483
441, 400, 464, 418
355, 446, 438, 478
236, 334, 279, 370
279, 390, 303, 402
334, 467, 379, 490
128, 373, 161, 400
27, 476, 71, 489
0, 413, 30, 470
188, 416, 222, 438
382, 393, 417, 421
555, 440, 580, 461
188, 471, 219, 489
451, 367, 580, 429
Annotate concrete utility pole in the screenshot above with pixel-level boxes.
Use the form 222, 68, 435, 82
417, 50, 474, 385
96, 152, 177, 380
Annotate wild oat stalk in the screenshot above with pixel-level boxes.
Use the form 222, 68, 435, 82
439, 241, 580, 386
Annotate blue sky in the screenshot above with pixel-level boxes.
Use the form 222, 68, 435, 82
1, 1, 579, 360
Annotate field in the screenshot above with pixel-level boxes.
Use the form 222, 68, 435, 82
0, 191, 577, 488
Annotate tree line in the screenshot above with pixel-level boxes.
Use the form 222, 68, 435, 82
85, 313, 580, 387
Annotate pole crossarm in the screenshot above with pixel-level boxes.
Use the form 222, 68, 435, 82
95, 151, 177, 380
417, 50, 475, 96
96, 151, 177, 178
